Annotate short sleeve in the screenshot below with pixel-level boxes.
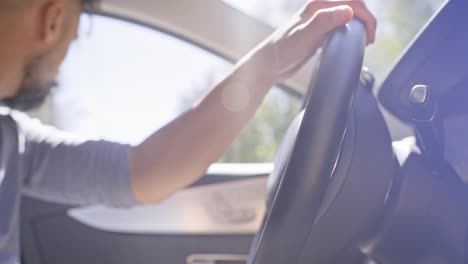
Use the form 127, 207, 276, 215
11, 111, 137, 208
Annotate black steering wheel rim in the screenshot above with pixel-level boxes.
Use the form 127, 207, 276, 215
249, 19, 367, 264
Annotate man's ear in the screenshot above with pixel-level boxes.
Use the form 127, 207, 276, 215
40, 1, 65, 45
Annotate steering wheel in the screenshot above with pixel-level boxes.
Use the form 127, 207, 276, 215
248, 19, 367, 264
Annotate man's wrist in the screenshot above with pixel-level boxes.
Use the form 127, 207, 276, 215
234, 42, 279, 87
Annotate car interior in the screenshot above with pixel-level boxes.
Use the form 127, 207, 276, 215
20, 0, 468, 263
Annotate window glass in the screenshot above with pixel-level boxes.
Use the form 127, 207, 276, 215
223, 0, 446, 85
51, 15, 300, 163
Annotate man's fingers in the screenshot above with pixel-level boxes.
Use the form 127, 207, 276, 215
346, 1, 377, 43
306, 5, 353, 35
304, 1, 377, 44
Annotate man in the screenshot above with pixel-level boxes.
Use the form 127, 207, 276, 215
0, 0, 376, 263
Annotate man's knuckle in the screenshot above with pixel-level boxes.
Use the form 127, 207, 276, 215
354, 1, 366, 7
349, 1, 366, 11
312, 11, 329, 24
305, 1, 320, 13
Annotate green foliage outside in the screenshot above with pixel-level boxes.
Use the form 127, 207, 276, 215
209, 0, 446, 163
179, 71, 301, 164
364, 0, 446, 85
218, 89, 300, 163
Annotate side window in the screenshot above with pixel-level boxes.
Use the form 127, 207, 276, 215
51, 15, 300, 163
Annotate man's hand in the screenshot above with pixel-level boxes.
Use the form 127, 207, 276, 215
249, 0, 377, 83
129, 0, 377, 204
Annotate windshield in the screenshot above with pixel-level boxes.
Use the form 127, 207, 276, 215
223, 0, 446, 85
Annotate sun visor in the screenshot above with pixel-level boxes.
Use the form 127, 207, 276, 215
378, 0, 468, 123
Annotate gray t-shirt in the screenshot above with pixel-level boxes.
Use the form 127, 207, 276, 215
0, 107, 136, 264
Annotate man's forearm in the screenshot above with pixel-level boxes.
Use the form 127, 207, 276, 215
129, 49, 276, 204
127, 0, 377, 204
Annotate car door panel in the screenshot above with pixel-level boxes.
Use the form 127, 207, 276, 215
21, 172, 267, 264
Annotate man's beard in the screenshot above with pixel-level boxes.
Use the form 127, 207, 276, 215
2, 57, 58, 112
2, 81, 57, 111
